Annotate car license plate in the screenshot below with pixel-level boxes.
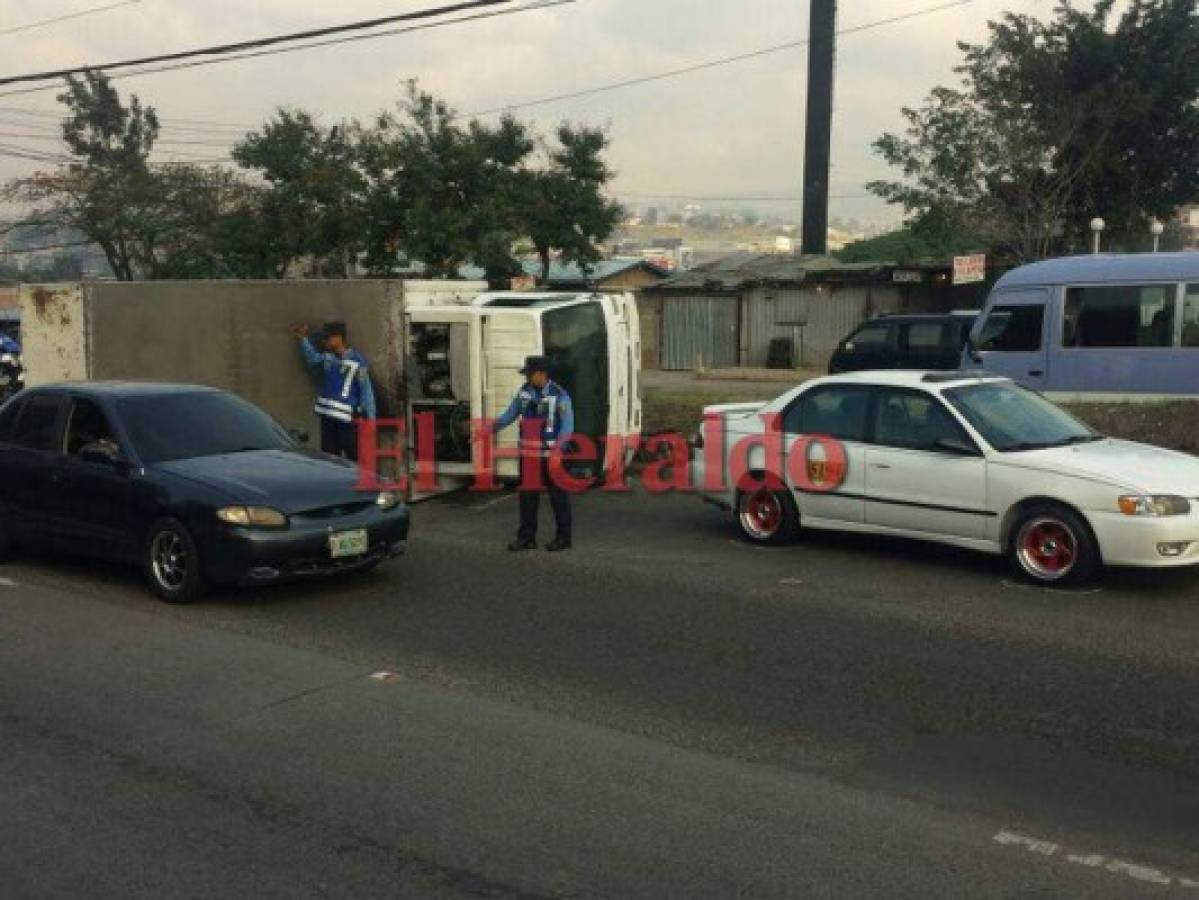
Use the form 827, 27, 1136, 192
329, 529, 368, 559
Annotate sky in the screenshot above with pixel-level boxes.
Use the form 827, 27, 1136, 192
0, 0, 1074, 229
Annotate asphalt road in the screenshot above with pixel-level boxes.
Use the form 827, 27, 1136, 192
4, 482, 1199, 897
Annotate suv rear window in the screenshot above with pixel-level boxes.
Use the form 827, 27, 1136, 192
848, 324, 890, 347
903, 322, 950, 349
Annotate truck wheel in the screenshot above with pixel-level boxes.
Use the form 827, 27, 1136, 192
1010, 504, 1099, 587
736, 487, 799, 546
144, 518, 208, 603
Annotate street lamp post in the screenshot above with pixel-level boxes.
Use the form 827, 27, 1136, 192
1151, 219, 1165, 253
1090, 218, 1106, 255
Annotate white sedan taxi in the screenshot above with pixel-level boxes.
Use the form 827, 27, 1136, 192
692, 372, 1199, 585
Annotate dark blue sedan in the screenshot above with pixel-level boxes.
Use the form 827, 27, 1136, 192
0, 382, 409, 602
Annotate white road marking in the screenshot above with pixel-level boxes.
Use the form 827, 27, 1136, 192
476, 494, 516, 511
1000, 579, 1104, 596
779, 578, 804, 586
370, 671, 401, 683
728, 540, 767, 552
0, 577, 16, 587
993, 830, 1197, 888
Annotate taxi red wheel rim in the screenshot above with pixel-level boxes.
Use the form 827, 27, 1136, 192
1017, 518, 1077, 580
741, 489, 782, 540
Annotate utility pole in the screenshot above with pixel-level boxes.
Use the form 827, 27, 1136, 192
801, 0, 837, 257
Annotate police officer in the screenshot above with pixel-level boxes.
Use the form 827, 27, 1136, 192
493, 355, 574, 552
290, 321, 377, 461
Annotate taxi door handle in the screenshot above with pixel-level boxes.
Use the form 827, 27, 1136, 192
871, 463, 892, 470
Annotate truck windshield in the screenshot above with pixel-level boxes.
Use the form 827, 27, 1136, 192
542, 302, 609, 449
944, 382, 1100, 452
118, 392, 292, 463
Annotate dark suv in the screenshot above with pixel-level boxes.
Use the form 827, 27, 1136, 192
828, 312, 978, 374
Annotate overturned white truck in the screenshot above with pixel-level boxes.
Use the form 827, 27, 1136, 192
19, 280, 642, 491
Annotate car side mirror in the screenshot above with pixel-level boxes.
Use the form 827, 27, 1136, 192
78, 442, 124, 466
934, 437, 981, 457
288, 427, 310, 445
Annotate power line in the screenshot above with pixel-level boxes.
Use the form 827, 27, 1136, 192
0, 106, 251, 130
0, 0, 520, 87
0, 130, 235, 148
0, 106, 254, 134
0, 0, 574, 100
0, 0, 142, 38
463, 0, 978, 117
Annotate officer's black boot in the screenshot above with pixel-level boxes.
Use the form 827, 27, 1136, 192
546, 536, 572, 552
509, 539, 536, 552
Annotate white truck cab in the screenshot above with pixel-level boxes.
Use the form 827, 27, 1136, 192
406, 291, 642, 481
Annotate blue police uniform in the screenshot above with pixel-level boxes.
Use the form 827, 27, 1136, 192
299, 338, 377, 460
494, 377, 575, 549
494, 380, 575, 456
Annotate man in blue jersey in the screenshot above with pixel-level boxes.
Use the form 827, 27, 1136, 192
290, 321, 377, 461
493, 355, 574, 552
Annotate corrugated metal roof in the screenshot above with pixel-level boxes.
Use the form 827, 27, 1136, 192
646, 253, 890, 293
459, 257, 670, 285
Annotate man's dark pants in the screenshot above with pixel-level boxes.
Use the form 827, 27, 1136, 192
518, 453, 572, 543
320, 416, 359, 461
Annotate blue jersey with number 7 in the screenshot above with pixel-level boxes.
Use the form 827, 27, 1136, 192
299, 338, 377, 421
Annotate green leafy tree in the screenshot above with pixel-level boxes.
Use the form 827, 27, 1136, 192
232, 110, 367, 277
523, 125, 624, 286
3, 70, 162, 280
869, 1, 1199, 261
359, 89, 534, 282
2, 71, 247, 280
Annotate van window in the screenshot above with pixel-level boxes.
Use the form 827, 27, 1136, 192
1063, 285, 1176, 348
1184, 285, 1199, 348
978, 305, 1044, 352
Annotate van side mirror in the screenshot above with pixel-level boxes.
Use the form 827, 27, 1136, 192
964, 334, 984, 365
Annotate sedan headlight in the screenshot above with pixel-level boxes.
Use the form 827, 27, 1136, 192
217, 506, 289, 528
1118, 495, 1191, 517
376, 491, 401, 510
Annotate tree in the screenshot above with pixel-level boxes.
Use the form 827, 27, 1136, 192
2, 70, 241, 280
868, 1, 1199, 261
522, 125, 624, 285
232, 110, 368, 277
359, 88, 534, 282
10, 71, 161, 280
359, 89, 621, 286
836, 215, 990, 265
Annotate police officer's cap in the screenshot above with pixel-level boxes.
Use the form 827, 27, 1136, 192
519, 355, 553, 376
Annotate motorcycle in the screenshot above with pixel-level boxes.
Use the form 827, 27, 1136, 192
0, 352, 24, 403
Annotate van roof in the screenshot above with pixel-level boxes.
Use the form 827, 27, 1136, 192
994, 252, 1199, 290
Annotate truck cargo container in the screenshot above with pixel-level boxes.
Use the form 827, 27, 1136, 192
19, 280, 642, 489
